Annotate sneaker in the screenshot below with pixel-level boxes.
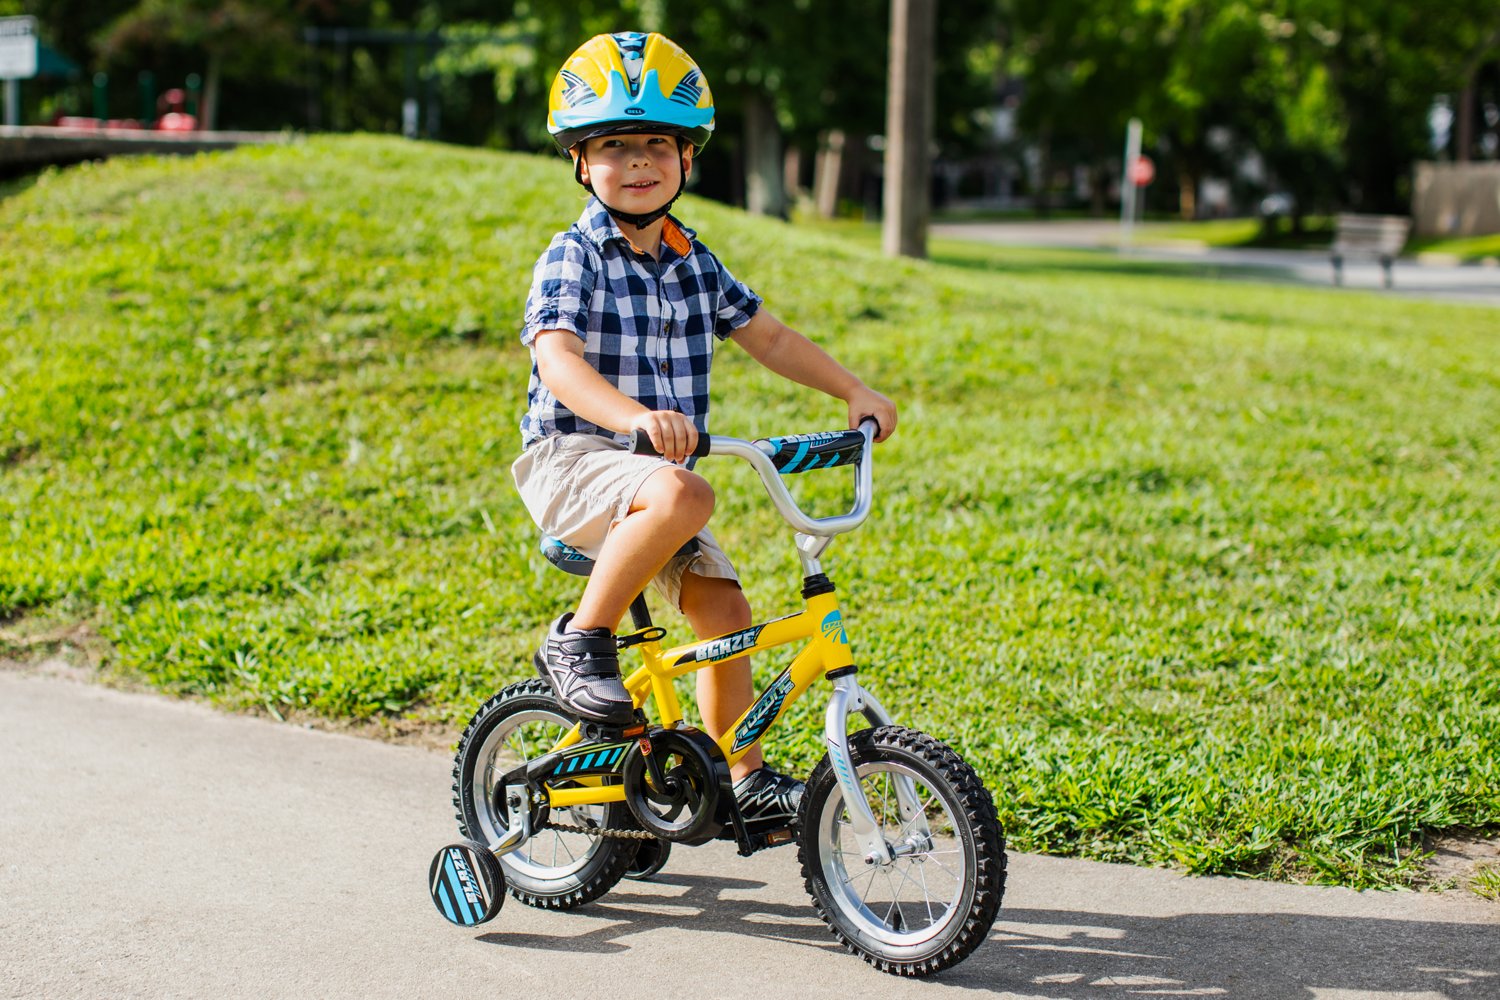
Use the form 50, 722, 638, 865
534, 613, 634, 726
732, 767, 805, 826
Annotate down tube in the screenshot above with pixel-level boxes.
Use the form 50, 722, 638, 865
718, 643, 828, 770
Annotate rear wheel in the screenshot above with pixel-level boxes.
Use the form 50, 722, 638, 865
452, 679, 639, 910
797, 726, 1005, 976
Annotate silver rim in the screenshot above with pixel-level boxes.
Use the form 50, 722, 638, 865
470, 706, 609, 881
817, 760, 970, 953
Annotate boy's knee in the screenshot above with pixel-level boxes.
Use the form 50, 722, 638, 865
681, 573, 750, 629
638, 467, 715, 525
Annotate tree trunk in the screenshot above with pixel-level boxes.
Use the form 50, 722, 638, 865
813, 129, 846, 218
882, 0, 935, 258
1035, 133, 1052, 217
743, 90, 786, 217
1457, 80, 1475, 163
202, 50, 221, 130
784, 145, 804, 204
1177, 160, 1197, 220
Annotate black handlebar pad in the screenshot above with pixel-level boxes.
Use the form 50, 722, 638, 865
628, 428, 713, 458
757, 429, 867, 474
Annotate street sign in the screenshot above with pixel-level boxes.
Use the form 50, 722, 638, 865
0, 16, 38, 81
1130, 154, 1156, 187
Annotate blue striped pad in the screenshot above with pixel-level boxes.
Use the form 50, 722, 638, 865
554, 744, 626, 775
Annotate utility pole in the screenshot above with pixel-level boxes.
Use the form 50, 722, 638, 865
883, 0, 935, 259
1120, 118, 1142, 245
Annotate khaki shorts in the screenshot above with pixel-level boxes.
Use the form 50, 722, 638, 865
511, 434, 740, 611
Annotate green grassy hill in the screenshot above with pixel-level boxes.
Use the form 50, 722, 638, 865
2, 135, 1496, 888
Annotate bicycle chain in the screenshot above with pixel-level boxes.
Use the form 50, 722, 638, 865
542, 819, 657, 841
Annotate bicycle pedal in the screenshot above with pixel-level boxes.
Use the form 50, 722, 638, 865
718, 822, 797, 852
577, 712, 648, 742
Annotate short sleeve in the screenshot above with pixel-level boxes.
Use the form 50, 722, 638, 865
521, 232, 598, 347
709, 252, 762, 340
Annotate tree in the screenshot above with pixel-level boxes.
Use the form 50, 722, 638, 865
95, 0, 301, 129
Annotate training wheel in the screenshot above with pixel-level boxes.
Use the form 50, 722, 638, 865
429, 840, 505, 927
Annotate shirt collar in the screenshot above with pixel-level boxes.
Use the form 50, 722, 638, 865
574, 196, 697, 261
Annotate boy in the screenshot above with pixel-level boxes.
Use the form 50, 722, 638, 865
514, 31, 896, 825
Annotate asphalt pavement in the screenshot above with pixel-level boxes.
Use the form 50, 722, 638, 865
2, 669, 1495, 1000
931, 220, 1500, 307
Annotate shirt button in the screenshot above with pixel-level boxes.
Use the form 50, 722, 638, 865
660, 360, 671, 375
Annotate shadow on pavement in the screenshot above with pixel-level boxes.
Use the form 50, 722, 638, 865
947, 907, 1499, 998
484, 875, 1498, 998
477, 872, 836, 956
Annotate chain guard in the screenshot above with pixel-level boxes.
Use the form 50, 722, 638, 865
620, 727, 731, 845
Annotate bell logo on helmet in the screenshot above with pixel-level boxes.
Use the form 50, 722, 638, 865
624, 107, 646, 115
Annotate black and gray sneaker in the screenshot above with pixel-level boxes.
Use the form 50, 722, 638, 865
534, 613, 634, 727
732, 767, 805, 827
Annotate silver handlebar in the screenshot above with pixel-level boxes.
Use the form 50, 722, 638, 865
703, 419, 878, 538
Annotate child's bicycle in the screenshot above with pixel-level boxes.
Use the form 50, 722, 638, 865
428, 420, 1006, 976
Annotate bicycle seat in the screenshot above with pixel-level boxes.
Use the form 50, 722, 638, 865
540, 536, 699, 577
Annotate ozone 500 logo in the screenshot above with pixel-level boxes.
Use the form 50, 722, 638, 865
732, 670, 795, 751
821, 610, 848, 645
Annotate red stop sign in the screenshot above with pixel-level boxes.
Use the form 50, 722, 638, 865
1130, 155, 1155, 186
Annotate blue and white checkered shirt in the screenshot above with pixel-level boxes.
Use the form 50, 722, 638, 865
519, 198, 762, 449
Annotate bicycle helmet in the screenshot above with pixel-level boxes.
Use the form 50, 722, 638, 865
548, 31, 715, 227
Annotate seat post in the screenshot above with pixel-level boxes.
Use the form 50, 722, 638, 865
627, 592, 653, 630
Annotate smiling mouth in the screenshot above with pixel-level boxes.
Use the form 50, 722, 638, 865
623, 180, 658, 191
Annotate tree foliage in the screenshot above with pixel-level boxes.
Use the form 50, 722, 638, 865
21, 0, 1500, 214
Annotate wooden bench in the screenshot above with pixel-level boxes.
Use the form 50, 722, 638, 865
1331, 213, 1411, 288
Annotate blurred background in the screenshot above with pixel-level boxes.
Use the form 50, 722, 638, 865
6, 1, 1500, 238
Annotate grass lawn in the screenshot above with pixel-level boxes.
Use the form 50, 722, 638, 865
2, 136, 1496, 889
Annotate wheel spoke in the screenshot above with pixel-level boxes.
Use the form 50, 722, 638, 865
895, 791, 937, 839
918, 862, 936, 925
882, 868, 905, 928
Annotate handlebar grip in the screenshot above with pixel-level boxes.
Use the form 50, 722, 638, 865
857, 417, 881, 440
629, 428, 712, 458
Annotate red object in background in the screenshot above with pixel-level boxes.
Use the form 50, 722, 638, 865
1129, 155, 1155, 186
154, 88, 197, 131
156, 112, 198, 131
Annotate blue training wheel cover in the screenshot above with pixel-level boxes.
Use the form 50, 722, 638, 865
429, 840, 505, 926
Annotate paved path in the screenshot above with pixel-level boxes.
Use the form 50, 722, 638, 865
932, 220, 1500, 307
2, 669, 1495, 1000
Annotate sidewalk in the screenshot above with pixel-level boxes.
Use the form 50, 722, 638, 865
932, 220, 1500, 307
1, 668, 1494, 1000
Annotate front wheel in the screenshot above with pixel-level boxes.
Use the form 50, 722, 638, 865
797, 726, 1006, 977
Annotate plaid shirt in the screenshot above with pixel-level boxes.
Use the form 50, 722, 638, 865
519, 198, 762, 448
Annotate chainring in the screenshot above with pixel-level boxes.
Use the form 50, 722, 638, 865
620, 727, 730, 845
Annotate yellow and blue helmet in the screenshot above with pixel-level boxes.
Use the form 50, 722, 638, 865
548, 32, 715, 153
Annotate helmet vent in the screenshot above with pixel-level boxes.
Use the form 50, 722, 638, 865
559, 69, 598, 107
614, 31, 647, 93
670, 69, 703, 107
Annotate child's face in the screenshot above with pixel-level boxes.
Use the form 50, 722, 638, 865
576, 133, 693, 217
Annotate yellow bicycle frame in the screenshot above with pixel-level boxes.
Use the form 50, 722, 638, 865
545, 588, 853, 809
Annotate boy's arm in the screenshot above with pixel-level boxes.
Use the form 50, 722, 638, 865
730, 310, 897, 442
533, 330, 700, 462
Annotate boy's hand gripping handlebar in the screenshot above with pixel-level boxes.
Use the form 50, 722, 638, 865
629, 419, 880, 538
